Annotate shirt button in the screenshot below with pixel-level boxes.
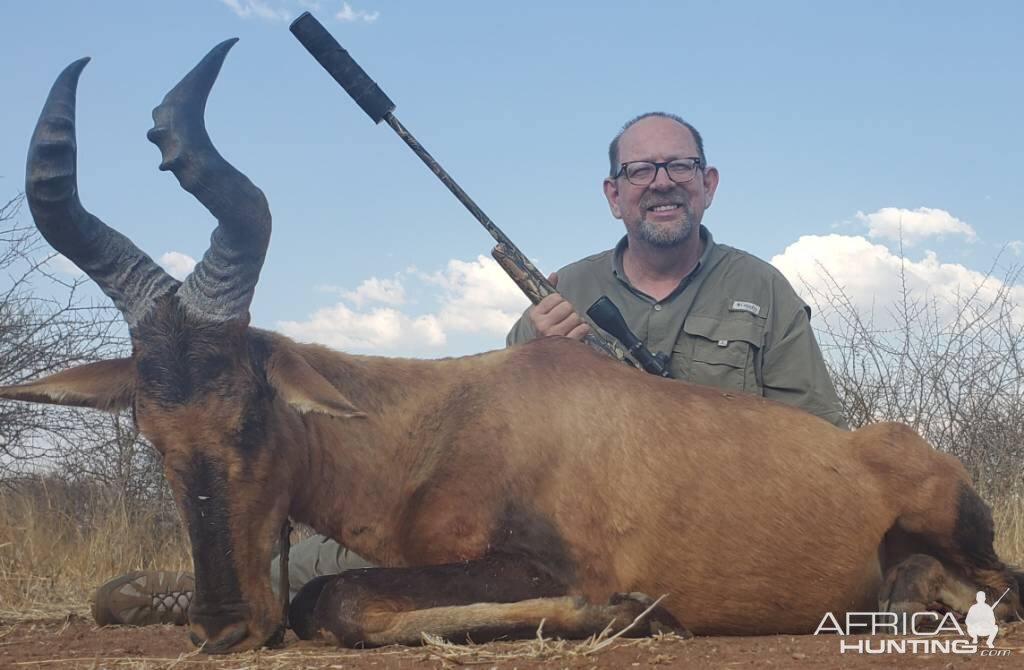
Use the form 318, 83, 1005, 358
653, 304, 663, 311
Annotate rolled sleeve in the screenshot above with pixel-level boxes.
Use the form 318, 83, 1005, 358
506, 308, 539, 347
762, 305, 848, 429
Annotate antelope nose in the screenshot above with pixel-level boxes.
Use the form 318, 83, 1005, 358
190, 620, 249, 654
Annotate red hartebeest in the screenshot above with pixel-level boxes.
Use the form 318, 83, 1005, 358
1, 42, 1021, 654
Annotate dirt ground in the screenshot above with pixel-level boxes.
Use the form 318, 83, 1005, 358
0, 617, 1021, 670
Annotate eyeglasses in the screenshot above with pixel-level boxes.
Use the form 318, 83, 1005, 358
616, 158, 703, 186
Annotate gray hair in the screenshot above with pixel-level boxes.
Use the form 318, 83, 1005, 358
608, 112, 707, 178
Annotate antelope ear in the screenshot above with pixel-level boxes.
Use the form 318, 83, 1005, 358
266, 347, 365, 420
0, 358, 134, 411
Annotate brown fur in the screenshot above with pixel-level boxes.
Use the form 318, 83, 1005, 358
3, 306, 1021, 650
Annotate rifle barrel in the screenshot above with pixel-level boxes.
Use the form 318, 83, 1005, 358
381, 113, 556, 301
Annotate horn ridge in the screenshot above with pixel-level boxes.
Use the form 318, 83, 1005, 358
148, 38, 271, 323
26, 57, 178, 329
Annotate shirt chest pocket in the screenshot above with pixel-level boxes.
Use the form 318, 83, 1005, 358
674, 315, 765, 394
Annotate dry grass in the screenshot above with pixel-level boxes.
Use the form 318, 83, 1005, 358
419, 626, 687, 667
0, 480, 1021, 625
0, 481, 190, 621
993, 493, 1024, 568
419, 596, 676, 666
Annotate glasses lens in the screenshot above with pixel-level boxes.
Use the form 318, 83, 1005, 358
667, 159, 698, 183
624, 162, 656, 184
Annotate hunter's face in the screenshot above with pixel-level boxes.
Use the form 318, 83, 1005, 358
603, 116, 719, 249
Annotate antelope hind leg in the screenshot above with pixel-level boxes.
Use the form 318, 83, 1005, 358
880, 554, 1018, 623
291, 556, 687, 647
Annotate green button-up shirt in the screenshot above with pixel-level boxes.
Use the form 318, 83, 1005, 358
506, 226, 848, 428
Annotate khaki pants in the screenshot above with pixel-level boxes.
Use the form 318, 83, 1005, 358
269, 534, 374, 601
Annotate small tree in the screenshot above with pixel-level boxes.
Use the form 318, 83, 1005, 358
0, 194, 164, 508
803, 253, 1024, 498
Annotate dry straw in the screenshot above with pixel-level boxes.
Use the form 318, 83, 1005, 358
0, 480, 191, 621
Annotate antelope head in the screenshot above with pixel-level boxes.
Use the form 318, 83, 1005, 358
0, 41, 362, 652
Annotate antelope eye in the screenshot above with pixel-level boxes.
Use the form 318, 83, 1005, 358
136, 357, 167, 384
199, 355, 232, 378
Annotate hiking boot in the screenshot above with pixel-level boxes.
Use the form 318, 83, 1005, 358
91, 570, 194, 626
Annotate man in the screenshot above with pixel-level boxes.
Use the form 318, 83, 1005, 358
92, 112, 846, 627
507, 112, 846, 427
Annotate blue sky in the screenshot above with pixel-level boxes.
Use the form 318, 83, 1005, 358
2, 1, 1022, 357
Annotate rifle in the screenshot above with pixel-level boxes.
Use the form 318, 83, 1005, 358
289, 12, 670, 377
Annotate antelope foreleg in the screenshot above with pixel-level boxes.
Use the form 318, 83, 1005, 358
293, 556, 687, 647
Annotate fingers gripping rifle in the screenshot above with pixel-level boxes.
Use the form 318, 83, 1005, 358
290, 12, 670, 378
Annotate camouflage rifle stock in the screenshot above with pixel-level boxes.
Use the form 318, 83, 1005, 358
489, 243, 624, 359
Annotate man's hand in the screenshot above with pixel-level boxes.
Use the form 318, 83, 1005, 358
528, 272, 591, 340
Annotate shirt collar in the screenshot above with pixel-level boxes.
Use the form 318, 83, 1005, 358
611, 224, 716, 287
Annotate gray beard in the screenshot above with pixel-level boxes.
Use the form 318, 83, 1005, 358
635, 209, 695, 248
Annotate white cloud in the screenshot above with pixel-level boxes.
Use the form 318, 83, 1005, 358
219, 0, 293, 22
771, 234, 1024, 323
336, 1, 379, 22
418, 256, 528, 335
279, 304, 444, 350
341, 277, 405, 307
219, 1, 377, 25
45, 253, 83, 277
159, 251, 197, 281
278, 256, 528, 354
856, 207, 976, 246
1008, 240, 1023, 256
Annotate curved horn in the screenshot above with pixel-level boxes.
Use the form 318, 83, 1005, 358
148, 39, 271, 323
26, 58, 179, 328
